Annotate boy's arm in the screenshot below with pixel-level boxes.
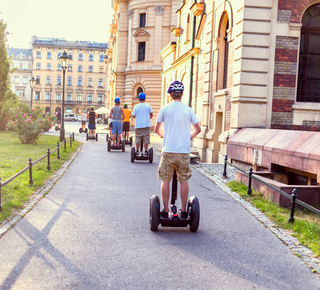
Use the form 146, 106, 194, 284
154, 122, 164, 138
121, 107, 125, 120
191, 122, 201, 139
150, 112, 153, 119
109, 108, 113, 118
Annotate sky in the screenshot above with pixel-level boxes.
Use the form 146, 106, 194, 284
1, 0, 113, 49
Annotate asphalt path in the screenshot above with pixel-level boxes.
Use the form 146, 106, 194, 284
0, 122, 319, 289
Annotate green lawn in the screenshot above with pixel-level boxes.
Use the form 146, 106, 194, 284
0, 131, 80, 223
227, 180, 320, 258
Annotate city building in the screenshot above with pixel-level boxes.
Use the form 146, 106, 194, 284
7, 48, 33, 104
161, 0, 320, 163
105, 0, 181, 128
31, 36, 108, 116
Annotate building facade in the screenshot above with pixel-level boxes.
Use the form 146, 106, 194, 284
31, 37, 108, 116
7, 48, 33, 104
106, 0, 181, 128
161, 0, 320, 163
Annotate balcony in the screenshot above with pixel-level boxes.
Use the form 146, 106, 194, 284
65, 100, 76, 105
190, 3, 205, 16
171, 27, 182, 37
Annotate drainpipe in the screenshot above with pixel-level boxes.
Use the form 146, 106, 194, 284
189, 2, 197, 108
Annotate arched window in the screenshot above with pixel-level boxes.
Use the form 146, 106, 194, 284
297, 4, 320, 102
186, 14, 190, 43
137, 87, 143, 98
217, 13, 229, 90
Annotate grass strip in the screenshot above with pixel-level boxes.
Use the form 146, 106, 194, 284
227, 180, 320, 258
0, 131, 79, 223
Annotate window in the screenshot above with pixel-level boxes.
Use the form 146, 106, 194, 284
36, 63, 41, 70
88, 78, 93, 86
88, 65, 93, 72
46, 92, 51, 100
23, 76, 28, 84
14, 62, 19, 69
67, 76, 72, 86
46, 76, 51, 85
47, 52, 52, 59
57, 52, 62, 59
78, 77, 82, 86
68, 53, 73, 60
87, 94, 93, 102
77, 93, 82, 101
297, 4, 320, 102
138, 42, 145, 61
98, 79, 103, 87
89, 54, 93, 61
47, 63, 52, 70
57, 76, 61, 85
14, 76, 19, 84
36, 51, 41, 58
67, 93, 72, 101
78, 65, 83, 72
223, 21, 229, 89
68, 64, 72, 71
35, 91, 40, 100
56, 92, 61, 100
140, 13, 146, 27
98, 94, 103, 102
78, 53, 83, 60
23, 63, 28, 70
217, 13, 229, 90
137, 87, 143, 98
99, 55, 104, 62
99, 66, 103, 73
36, 76, 40, 84
57, 64, 61, 71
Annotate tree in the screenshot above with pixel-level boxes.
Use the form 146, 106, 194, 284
0, 19, 17, 130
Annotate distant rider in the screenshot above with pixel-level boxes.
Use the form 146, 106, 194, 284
87, 106, 98, 137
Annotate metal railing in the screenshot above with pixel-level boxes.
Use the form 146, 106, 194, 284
222, 155, 320, 223
0, 133, 75, 212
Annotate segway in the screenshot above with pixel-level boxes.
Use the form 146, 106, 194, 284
79, 127, 88, 133
107, 133, 125, 152
122, 130, 133, 146
86, 132, 98, 141
149, 170, 200, 232
131, 139, 153, 163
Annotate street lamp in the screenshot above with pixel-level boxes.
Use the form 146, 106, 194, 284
30, 76, 36, 108
59, 51, 70, 141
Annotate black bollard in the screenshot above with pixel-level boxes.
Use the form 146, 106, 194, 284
28, 158, 33, 185
64, 138, 67, 151
223, 155, 228, 178
72, 132, 75, 141
47, 148, 51, 171
288, 188, 298, 223
70, 135, 72, 147
247, 167, 253, 196
57, 141, 60, 159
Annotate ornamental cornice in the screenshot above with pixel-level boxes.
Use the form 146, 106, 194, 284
154, 5, 164, 15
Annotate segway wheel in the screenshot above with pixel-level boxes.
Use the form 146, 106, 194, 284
149, 147, 153, 163
149, 195, 160, 231
188, 196, 200, 232
55, 126, 58, 131
96, 133, 98, 141
86, 133, 88, 141
79, 128, 83, 133
106, 134, 109, 142
85, 128, 88, 133
129, 136, 133, 147
122, 139, 125, 152
107, 139, 111, 152
131, 147, 135, 163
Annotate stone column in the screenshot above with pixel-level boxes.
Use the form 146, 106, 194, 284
152, 5, 164, 70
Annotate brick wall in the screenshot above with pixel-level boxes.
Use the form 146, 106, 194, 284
278, 0, 313, 23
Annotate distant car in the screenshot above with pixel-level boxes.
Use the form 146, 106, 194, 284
64, 113, 77, 121
76, 115, 81, 122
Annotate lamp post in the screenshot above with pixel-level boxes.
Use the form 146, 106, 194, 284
49, 83, 52, 115
29, 77, 36, 108
59, 51, 70, 141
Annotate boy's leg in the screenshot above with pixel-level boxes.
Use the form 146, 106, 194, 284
161, 181, 170, 212
179, 182, 189, 212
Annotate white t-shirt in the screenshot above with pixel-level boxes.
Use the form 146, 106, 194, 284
81, 113, 87, 121
156, 101, 199, 153
132, 102, 153, 128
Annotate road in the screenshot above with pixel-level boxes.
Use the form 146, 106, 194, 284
0, 122, 319, 289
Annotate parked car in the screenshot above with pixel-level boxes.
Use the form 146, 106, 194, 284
64, 113, 77, 121
76, 115, 81, 122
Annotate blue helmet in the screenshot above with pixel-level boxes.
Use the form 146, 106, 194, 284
138, 93, 146, 100
167, 81, 184, 93
115, 97, 120, 103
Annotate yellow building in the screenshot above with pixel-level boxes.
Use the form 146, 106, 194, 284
31, 36, 108, 116
106, 0, 181, 128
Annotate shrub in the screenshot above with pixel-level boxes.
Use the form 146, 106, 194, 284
7, 103, 54, 144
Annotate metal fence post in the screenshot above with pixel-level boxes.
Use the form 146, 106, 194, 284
223, 155, 228, 178
70, 135, 72, 147
247, 167, 253, 196
288, 188, 298, 223
64, 138, 67, 151
47, 148, 51, 170
57, 141, 60, 159
28, 158, 33, 185
0, 177, 2, 212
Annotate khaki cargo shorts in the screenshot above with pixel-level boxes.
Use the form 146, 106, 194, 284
135, 127, 150, 144
158, 152, 192, 183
